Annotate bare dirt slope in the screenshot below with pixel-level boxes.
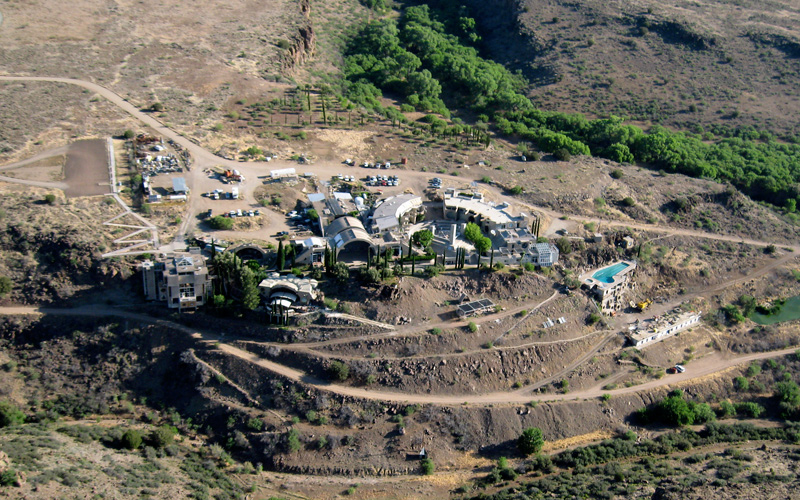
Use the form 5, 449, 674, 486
470, 0, 800, 136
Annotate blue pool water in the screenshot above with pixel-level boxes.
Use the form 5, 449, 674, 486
592, 262, 630, 284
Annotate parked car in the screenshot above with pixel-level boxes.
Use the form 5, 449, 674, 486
277, 231, 289, 237
674, 365, 686, 373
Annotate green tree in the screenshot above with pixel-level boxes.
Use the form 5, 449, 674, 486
0, 276, 12, 298
463, 222, 483, 244
411, 229, 434, 248
240, 267, 260, 311
245, 145, 263, 157
151, 102, 164, 112
0, 401, 25, 428
420, 458, 434, 475
733, 376, 749, 391
658, 395, 695, 426
555, 237, 572, 255
286, 429, 302, 453
328, 360, 350, 381
209, 215, 233, 230
307, 209, 319, 220
44, 194, 56, 204
123, 129, 135, 139
474, 236, 491, 255
121, 429, 143, 450
331, 262, 350, 284
518, 427, 544, 456
510, 185, 523, 195
149, 425, 177, 448
277, 240, 285, 271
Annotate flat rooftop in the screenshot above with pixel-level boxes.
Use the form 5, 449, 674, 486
444, 195, 525, 225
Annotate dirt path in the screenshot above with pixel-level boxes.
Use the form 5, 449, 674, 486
0, 175, 67, 189
1, 305, 798, 406
0, 145, 67, 171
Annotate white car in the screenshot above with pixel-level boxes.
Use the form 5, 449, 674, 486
674, 365, 686, 373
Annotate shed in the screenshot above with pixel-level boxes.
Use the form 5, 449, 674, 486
172, 177, 189, 194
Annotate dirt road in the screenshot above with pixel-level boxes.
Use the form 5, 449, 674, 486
2, 75, 799, 257
1, 305, 797, 406
0, 145, 67, 172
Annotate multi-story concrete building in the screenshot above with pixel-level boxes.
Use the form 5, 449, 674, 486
579, 260, 637, 315
368, 194, 423, 234
142, 248, 212, 310
443, 190, 530, 233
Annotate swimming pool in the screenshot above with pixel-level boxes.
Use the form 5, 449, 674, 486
592, 262, 630, 284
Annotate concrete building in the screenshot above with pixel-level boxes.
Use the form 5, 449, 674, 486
293, 237, 328, 266
369, 194, 423, 234
494, 229, 559, 266
443, 190, 529, 233
142, 248, 212, 310
326, 216, 375, 262
258, 273, 319, 309
579, 260, 637, 315
628, 310, 703, 348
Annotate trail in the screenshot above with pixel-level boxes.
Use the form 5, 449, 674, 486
0, 145, 67, 171
1, 305, 798, 406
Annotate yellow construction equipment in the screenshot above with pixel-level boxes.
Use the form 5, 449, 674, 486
636, 299, 652, 311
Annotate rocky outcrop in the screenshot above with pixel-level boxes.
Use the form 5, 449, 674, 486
280, 0, 316, 72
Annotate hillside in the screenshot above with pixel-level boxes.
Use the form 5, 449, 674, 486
470, 0, 800, 136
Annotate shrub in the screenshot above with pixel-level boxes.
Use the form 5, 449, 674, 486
286, 429, 302, 453
610, 169, 624, 179
420, 458, 434, 475
554, 148, 571, 161
735, 402, 765, 418
121, 429, 143, 450
622, 197, 636, 207
150, 425, 177, 448
518, 427, 544, 456
328, 361, 350, 381
44, 194, 56, 204
209, 215, 233, 230
0, 401, 25, 428
430, 327, 442, 335
0, 276, 11, 298
733, 376, 749, 392
246, 418, 264, 432
468, 322, 478, 333
510, 185, 524, 195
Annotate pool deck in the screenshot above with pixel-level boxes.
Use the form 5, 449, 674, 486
579, 260, 637, 291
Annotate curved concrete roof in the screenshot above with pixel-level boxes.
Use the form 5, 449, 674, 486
326, 216, 373, 250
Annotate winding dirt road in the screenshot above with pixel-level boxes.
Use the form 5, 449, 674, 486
1, 305, 797, 406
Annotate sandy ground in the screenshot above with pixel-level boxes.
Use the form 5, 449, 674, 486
64, 138, 111, 197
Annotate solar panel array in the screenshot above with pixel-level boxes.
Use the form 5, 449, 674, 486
457, 298, 495, 316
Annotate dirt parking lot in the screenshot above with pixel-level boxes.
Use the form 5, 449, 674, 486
63, 139, 110, 198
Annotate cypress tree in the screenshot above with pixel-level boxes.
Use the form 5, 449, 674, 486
277, 240, 285, 271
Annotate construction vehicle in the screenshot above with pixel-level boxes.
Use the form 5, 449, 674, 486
222, 169, 244, 182
635, 299, 652, 312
